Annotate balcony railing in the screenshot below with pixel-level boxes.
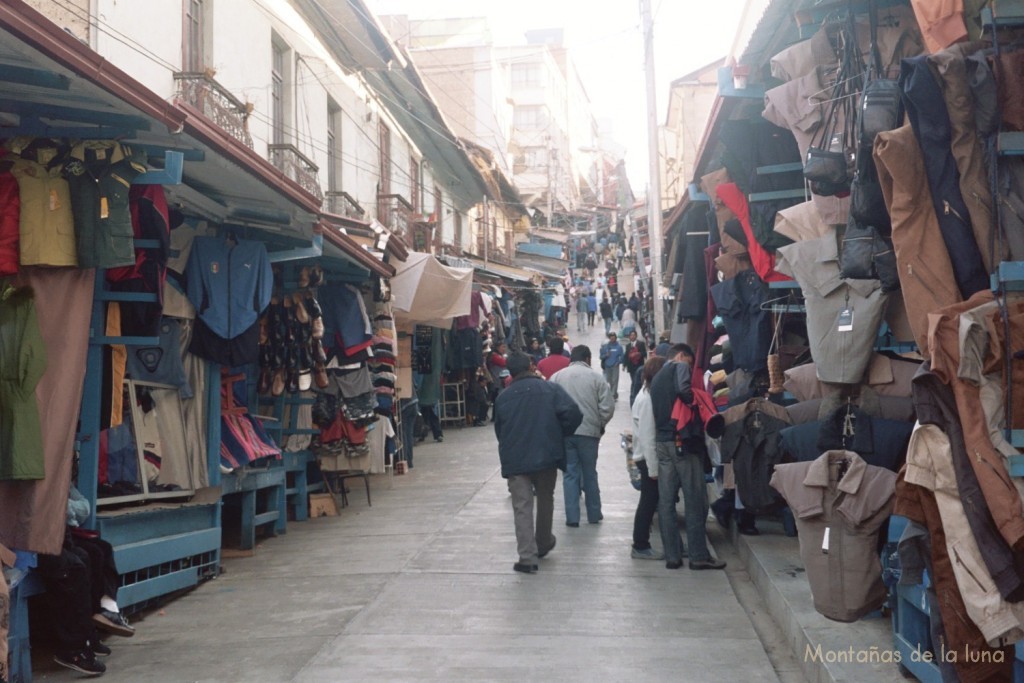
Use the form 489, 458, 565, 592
377, 194, 414, 237
173, 71, 253, 149
269, 144, 323, 201
325, 190, 365, 219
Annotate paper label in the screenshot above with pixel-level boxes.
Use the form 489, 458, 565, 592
49, 188, 59, 211
95, 147, 107, 160
822, 527, 830, 553
100, 196, 109, 219
837, 308, 854, 332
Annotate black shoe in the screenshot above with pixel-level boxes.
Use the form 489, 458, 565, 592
93, 609, 135, 637
738, 525, 760, 536
665, 559, 684, 569
54, 650, 106, 676
538, 536, 556, 558
689, 558, 727, 570
435, 436, 444, 443
513, 562, 538, 574
565, 521, 579, 528
90, 640, 112, 657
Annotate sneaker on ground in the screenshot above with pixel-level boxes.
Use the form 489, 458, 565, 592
93, 609, 135, 637
54, 650, 106, 676
630, 547, 664, 560
89, 640, 112, 657
689, 558, 727, 570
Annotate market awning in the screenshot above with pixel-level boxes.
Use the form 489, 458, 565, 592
391, 252, 473, 327
514, 252, 569, 280
0, 1, 389, 277
464, 257, 542, 286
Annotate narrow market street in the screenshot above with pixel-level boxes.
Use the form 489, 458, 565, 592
35, 315, 789, 683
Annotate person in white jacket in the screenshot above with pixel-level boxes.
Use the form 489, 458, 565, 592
630, 356, 668, 559
550, 345, 615, 526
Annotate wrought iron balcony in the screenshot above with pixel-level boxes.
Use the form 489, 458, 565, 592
377, 193, 414, 237
325, 191, 365, 219
269, 144, 323, 201
173, 71, 253, 149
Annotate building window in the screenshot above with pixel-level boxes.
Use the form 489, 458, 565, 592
409, 156, 420, 213
271, 38, 287, 146
511, 62, 542, 87
326, 98, 342, 211
378, 123, 391, 225
183, 0, 208, 72
513, 105, 544, 130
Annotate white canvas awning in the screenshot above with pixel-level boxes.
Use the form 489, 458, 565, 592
391, 252, 473, 327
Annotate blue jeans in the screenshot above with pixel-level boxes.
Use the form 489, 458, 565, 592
563, 435, 602, 524
656, 441, 710, 563
603, 317, 612, 334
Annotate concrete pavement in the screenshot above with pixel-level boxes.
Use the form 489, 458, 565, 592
36, 310, 789, 682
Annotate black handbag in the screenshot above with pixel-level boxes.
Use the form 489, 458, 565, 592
850, 162, 892, 234
840, 217, 900, 292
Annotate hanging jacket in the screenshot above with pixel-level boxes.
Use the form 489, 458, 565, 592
913, 363, 1024, 604
927, 290, 1024, 551
900, 56, 989, 298
0, 158, 20, 276
895, 474, 1016, 680
715, 183, 790, 283
874, 124, 963, 354
10, 152, 77, 267
710, 270, 773, 373
771, 451, 896, 622
0, 285, 47, 480
720, 401, 790, 512
65, 141, 148, 269
184, 236, 272, 366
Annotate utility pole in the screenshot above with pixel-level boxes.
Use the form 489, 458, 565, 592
483, 196, 489, 267
546, 135, 555, 230
641, 0, 665, 335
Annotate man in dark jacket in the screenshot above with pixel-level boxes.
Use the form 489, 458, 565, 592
494, 352, 583, 574
649, 343, 726, 571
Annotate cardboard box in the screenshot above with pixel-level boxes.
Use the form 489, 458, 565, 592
309, 493, 339, 517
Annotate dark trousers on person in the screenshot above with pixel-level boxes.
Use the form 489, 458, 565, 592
629, 367, 643, 407
632, 459, 660, 551
421, 403, 443, 440
587, 311, 596, 326
37, 535, 117, 652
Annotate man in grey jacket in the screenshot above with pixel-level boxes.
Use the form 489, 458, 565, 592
550, 345, 615, 526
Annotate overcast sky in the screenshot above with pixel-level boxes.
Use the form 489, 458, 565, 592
365, 0, 748, 191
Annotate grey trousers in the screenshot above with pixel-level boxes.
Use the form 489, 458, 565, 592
507, 468, 558, 564
603, 365, 620, 398
657, 442, 711, 564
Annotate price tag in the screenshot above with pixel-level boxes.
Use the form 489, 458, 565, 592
49, 188, 60, 211
822, 527, 830, 553
100, 196, 109, 219
837, 308, 854, 332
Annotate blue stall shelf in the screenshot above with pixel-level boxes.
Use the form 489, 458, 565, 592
220, 467, 287, 551
5, 567, 44, 683
95, 498, 221, 613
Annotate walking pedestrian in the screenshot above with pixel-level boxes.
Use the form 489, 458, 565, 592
586, 292, 597, 327
650, 344, 726, 571
631, 355, 668, 560
537, 336, 570, 379
620, 306, 636, 335
599, 332, 624, 400
623, 329, 647, 406
575, 293, 587, 332
599, 295, 613, 334
550, 345, 615, 527
494, 353, 583, 573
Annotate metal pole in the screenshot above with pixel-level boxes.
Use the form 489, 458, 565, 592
641, 0, 666, 335
483, 196, 489, 267
547, 136, 554, 229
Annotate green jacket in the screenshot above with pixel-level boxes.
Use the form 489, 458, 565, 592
0, 284, 47, 480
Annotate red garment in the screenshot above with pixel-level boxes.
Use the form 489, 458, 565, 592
0, 163, 20, 276
671, 368, 725, 438
537, 354, 569, 379
715, 183, 791, 283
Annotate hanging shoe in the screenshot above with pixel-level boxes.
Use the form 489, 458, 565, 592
259, 315, 269, 346
257, 366, 272, 395
299, 266, 311, 288
311, 338, 327, 364
286, 367, 300, 394
271, 368, 286, 397
292, 291, 310, 323
308, 265, 324, 287
313, 361, 330, 389
298, 369, 312, 392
